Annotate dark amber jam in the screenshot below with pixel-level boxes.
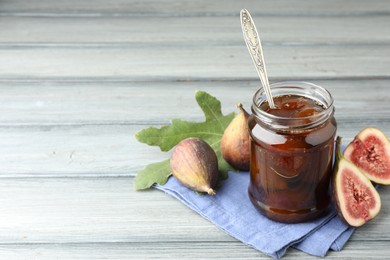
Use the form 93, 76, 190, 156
248, 82, 337, 223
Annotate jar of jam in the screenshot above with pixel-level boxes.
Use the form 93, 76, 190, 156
248, 81, 337, 223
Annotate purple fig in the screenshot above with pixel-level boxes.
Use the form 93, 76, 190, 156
332, 136, 381, 227
170, 138, 218, 195
220, 103, 250, 171
344, 127, 390, 185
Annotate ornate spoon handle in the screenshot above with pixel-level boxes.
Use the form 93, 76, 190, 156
240, 9, 275, 108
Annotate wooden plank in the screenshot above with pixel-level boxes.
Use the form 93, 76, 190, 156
1, 15, 389, 45
2, 0, 390, 16
0, 177, 387, 245
0, 241, 390, 260
1, 122, 388, 177
0, 79, 389, 125
0, 177, 228, 243
0, 125, 153, 176
1, 46, 390, 80
1, 122, 389, 177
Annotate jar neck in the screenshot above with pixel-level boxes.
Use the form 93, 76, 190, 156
251, 81, 335, 132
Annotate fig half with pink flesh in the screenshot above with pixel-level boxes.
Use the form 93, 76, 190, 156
344, 128, 390, 185
333, 136, 381, 227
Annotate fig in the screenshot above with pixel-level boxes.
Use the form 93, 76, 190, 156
344, 127, 390, 185
220, 103, 250, 171
332, 136, 381, 227
170, 138, 219, 195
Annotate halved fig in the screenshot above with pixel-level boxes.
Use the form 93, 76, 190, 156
333, 136, 381, 227
344, 128, 390, 185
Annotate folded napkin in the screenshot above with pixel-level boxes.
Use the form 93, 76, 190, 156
155, 171, 354, 258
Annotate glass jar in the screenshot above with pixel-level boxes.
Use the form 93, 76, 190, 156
248, 81, 337, 223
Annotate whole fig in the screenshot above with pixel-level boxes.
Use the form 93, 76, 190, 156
332, 136, 381, 227
344, 127, 390, 185
220, 103, 250, 171
170, 138, 219, 195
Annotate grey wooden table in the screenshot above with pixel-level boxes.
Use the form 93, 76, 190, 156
1, 0, 389, 259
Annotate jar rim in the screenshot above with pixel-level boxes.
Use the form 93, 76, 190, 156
251, 81, 335, 130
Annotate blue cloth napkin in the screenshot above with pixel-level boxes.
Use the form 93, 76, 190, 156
155, 171, 354, 258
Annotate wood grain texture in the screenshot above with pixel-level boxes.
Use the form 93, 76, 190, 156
1, 0, 390, 258
1, 46, 390, 80
1, 123, 389, 177
1, 79, 389, 125
1, 16, 389, 45
0, 241, 390, 260
2, 0, 390, 16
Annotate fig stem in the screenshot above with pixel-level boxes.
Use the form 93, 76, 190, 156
236, 103, 246, 114
206, 188, 216, 195
335, 136, 343, 162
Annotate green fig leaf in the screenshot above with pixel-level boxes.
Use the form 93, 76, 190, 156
134, 159, 171, 190
134, 90, 235, 190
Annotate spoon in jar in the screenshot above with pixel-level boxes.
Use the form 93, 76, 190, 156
240, 9, 275, 109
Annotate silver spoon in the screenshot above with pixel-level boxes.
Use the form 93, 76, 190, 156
240, 9, 275, 109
